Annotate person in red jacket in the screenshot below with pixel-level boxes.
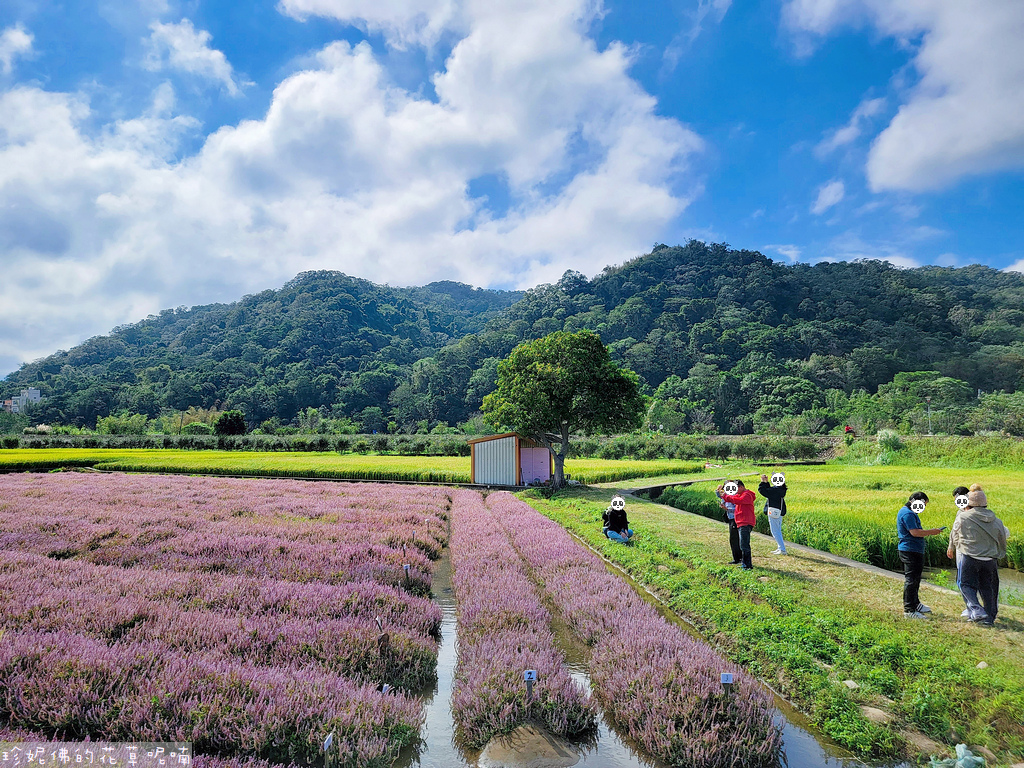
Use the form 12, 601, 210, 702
719, 480, 757, 570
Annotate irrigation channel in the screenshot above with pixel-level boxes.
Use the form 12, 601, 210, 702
398, 548, 911, 768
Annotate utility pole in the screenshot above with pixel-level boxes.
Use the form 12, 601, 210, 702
926, 396, 932, 436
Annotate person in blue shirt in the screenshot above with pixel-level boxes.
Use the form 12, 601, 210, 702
896, 491, 946, 619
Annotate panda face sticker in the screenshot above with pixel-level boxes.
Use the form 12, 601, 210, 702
770, 472, 786, 487
910, 499, 927, 514
955, 495, 969, 510
610, 496, 626, 511
723, 482, 739, 496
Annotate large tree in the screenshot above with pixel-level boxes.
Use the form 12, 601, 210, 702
482, 330, 645, 488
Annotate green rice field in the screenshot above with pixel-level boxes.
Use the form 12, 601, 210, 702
658, 463, 1024, 571
0, 448, 702, 485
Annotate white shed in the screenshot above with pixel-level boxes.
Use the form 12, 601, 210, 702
468, 433, 553, 486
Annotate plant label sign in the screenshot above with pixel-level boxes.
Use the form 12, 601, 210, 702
720, 672, 734, 695
524, 669, 537, 701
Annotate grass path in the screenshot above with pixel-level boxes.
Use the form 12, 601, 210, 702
522, 486, 1024, 764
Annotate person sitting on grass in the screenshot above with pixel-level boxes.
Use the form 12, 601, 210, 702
896, 491, 946, 619
947, 486, 987, 622
602, 495, 634, 544
947, 484, 1010, 626
720, 480, 756, 570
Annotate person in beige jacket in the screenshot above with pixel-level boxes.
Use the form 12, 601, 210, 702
948, 484, 1010, 626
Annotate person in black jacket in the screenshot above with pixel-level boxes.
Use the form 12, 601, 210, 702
602, 495, 634, 544
758, 472, 788, 555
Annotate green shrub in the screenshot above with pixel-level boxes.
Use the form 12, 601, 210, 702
710, 440, 732, 460
734, 439, 767, 461
181, 422, 213, 435
214, 410, 247, 436
876, 429, 904, 452
598, 441, 625, 460
572, 438, 600, 458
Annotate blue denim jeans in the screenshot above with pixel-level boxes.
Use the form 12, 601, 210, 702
738, 525, 753, 568
957, 553, 986, 619
605, 528, 633, 544
768, 514, 786, 553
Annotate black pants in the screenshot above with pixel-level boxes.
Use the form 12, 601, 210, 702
899, 550, 924, 613
960, 556, 999, 623
728, 518, 743, 563
738, 525, 753, 569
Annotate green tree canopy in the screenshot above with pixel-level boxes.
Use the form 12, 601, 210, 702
482, 330, 645, 487
214, 410, 247, 435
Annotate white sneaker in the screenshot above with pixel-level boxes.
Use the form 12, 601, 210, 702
916, 603, 932, 614
904, 611, 929, 619
771, 549, 782, 555
961, 609, 971, 618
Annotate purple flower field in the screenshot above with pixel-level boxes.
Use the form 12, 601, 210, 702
0, 474, 447, 594
447, 489, 595, 746
485, 493, 783, 768
0, 474, 450, 767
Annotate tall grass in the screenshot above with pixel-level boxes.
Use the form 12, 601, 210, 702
839, 436, 1024, 469
659, 464, 1024, 572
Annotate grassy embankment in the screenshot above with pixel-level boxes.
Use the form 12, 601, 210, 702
655, 441, 1024, 572
522, 487, 1024, 764
0, 448, 701, 485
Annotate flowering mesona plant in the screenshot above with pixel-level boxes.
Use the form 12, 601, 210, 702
448, 489, 595, 746
0, 474, 447, 594
0, 474, 450, 766
485, 493, 783, 768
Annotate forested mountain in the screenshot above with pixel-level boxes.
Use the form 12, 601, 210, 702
2, 272, 521, 430
5, 242, 1024, 435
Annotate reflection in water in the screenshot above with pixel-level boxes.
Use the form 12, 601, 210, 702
400, 549, 910, 768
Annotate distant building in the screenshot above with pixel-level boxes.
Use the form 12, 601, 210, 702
468, 433, 553, 487
4, 388, 42, 414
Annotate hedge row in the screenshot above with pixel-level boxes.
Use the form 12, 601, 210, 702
572, 434, 823, 461
2, 433, 826, 461
3, 434, 472, 456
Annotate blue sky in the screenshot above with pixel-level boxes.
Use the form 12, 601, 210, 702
1, 0, 1023, 376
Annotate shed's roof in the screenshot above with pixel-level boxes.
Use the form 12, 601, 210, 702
466, 432, 519, 445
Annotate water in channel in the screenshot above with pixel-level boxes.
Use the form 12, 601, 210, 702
399, 550, 910, 768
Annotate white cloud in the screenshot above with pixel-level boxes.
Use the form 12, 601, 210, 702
1006, 258, 1024, 274
664, 0, 733, 71
815, 96, 884, 156
786, 0, 1024, 191
811, 179, 844, 214
0, 24, 33, 74
0, 0, 701, 374
765, 244, 803, 262
144, 19, 248, 96
827, 230, 921, 268
278, 0, 460, 48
